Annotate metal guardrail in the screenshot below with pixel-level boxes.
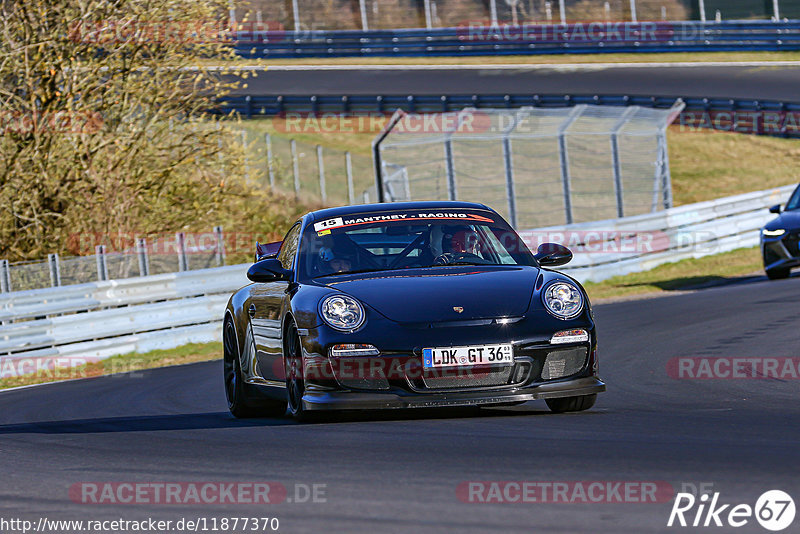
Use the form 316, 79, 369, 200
1, 184, 794, 368
0, 265, 249, 367
232, 21, 800, 58
221, 94, 800, 139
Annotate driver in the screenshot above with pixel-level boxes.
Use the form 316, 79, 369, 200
431, 225, 483, 264
318, 246, 355, 274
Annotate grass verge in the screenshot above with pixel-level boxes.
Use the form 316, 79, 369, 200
0, 342, 221, 390
584, 246, 763, 301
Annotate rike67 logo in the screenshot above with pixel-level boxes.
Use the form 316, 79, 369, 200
668, 490, 795, 531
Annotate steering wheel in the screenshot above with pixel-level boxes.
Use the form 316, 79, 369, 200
432, 252, 490, 266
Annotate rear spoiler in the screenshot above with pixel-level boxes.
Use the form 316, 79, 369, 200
255, 241, 282, 262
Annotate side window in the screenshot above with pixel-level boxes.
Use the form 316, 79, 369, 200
277, 224, 301, 271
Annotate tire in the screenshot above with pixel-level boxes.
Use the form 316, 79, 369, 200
224, 318, 286, 418
545, 394, 597, 414
284, 323, 321, 423
766, 268, 791, 280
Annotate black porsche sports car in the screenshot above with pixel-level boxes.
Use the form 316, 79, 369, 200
224, 201, 605, 421
761, 183, 800, 280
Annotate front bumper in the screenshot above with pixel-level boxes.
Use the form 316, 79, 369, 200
762, 233, 800, 271
301, 376, 605, 411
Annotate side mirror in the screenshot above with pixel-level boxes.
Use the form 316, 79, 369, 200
769, 204, 782, 214
534, 243, 573, 267
247, 258, 291, 283
255, 241, 282, 262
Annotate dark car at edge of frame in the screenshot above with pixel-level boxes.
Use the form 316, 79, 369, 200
223, 201, 605, 421
762, 183, 800, 280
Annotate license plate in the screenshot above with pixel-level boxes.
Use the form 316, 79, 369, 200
423, 344, 513, 369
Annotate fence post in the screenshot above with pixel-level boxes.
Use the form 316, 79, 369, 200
444, 139, 457, 201
773, 0, 781, 20
266, 133, 275, 188
659, 129, 673, 210
345, 151, 355, 205
502, 136, 517, 229
214, 226, 226, 266
48, 253, 61, 287
610, 106, 637, 219
558, 0, 566, 24
0, 259, 10, 293
291, 0, 300, 33
176, 232, 188, 272
698, 0, 706, 23
489, 0, 499, 25
291, 139, 301, 197
317, 145, 327, 203
359, 0, 369, 30
95, 245, 109, 281
241, 130, 250, 182
629, 0, 637, 22
424, 0, 433, 29
557, 105, 585, 225
137, 238, 150, 277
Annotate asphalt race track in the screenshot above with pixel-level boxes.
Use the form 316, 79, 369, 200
2, 274, 799, 533
232, 63, 800, 102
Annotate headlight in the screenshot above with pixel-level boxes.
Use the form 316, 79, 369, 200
320, 294, 365, 331
542, 281, 584, 319
762, 228, 786, 237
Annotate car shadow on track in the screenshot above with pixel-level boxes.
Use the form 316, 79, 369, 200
0, 403, 598, 433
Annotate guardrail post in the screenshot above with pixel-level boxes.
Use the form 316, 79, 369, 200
557, 105, 586, 225
48, 253, 61, 287
345, 151, 355, 205
265, 134, 275, 188
489, 0, 499, 26
176, 232, 188, 272
698, 0, 707, 23
291, 0, 300, 33
137, 238, 150, 277
95, 245, 108, 281
359, 0, 369, 30
317, 145, 327, 203
423, 0, 433, 29
773, 0, 780, 20
291, 139, 300, 198
557, 0, 565, 24
0, 259, 10, 293
629, 0, 637, 22
214, 226, 226, 266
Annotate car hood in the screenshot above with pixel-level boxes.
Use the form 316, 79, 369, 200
766, 210, 800, 232
317, 266, 539, 324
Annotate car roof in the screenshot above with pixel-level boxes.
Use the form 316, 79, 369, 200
307, 201, 494, 222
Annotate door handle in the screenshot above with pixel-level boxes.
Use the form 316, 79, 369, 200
248, 304, 256, 318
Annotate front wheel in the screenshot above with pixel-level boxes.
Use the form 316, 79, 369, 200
285, 324, 318, 422
546, 394, 597, 414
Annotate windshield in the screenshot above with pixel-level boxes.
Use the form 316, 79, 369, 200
298, 209, 536, 280
785, 184, 800, 211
